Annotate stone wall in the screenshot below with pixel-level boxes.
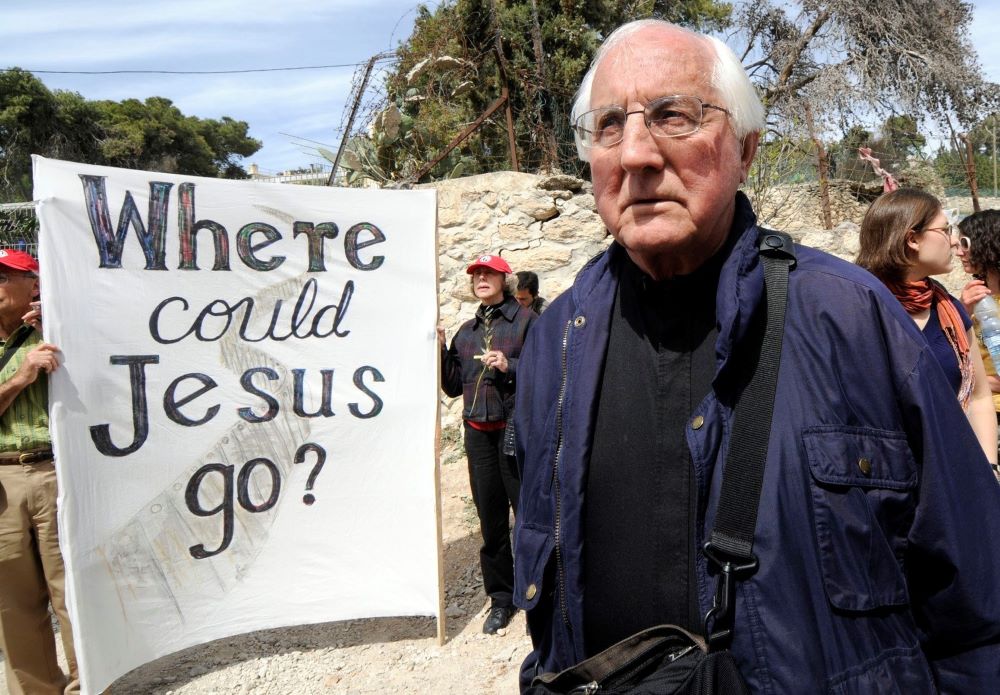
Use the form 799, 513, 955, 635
428, 171, 983, 423
427, 171, 609, 425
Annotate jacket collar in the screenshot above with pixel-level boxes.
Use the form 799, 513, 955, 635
474, 295, 519, 325
714, 192, 766, 380
570, 192, 765, 380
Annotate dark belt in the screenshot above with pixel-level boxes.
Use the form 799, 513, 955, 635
0, 448, 54, 465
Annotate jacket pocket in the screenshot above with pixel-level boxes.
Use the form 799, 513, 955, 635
803, 426, 917, 612
514, 523, 555, 611
827, 645, 936, 695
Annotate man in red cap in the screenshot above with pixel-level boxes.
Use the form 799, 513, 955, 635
439, 253, 536, 634
0, 249, 77, 694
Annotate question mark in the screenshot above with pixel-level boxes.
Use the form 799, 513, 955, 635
294, 442, 327, 505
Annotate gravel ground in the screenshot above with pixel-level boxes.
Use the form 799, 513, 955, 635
1, 427, 532, 694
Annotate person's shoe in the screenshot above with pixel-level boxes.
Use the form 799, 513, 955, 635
482, 604, 517, 634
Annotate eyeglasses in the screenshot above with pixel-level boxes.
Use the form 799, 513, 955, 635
572, 95, 731, 149
920, 224, 957, 240
959, 236, 972, 251
0, 271, 37, 284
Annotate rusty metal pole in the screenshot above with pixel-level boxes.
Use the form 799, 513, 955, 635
412, 93, 509, 183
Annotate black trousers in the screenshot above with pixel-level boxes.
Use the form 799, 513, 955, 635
463, 422, 521, 607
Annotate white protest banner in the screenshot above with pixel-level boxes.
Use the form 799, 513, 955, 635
32, 156, 441, 694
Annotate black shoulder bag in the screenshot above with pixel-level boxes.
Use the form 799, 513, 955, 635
526, 232, 796, 695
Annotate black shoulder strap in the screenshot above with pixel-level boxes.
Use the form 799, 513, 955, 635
0, 326, 35, 373
703, 230, 796, 649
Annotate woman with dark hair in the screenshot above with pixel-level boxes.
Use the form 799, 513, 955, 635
857, 188, 997, 464
438, 253, 535, 635
956, 209, 1000, 477
957, 209, 1000, 312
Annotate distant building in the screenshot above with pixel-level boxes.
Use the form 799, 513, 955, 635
248, 162, 336, 186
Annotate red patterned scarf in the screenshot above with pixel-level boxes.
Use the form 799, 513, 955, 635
886, 278, 973, 408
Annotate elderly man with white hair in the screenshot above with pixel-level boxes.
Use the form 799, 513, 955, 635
512, 19, 1000, 693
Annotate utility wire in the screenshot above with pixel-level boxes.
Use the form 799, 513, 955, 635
4, 58, 397, 76
278, 132, 338, 148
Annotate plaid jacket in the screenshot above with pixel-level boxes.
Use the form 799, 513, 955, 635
441, 295, 536, 423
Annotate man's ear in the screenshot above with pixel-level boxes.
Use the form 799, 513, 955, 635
739, 131, 760, 184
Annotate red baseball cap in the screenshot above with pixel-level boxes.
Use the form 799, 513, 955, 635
0, 249, 39, 273
466, 254, 512, 275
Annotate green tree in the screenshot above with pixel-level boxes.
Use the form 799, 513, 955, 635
827, 125, 872, 181
358, 0, 732, 183
1, 69, 59, 201
827, 116, 927, 184
934, 113, 1000, 195
0, 68, 261, 202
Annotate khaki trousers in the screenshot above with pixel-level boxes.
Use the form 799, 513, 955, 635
0, 461, 79, 695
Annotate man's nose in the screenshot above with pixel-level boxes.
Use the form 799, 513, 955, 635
619, 111, 664, 171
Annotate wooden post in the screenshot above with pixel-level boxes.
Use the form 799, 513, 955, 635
992, 118, 997, 197
804, 102, 832, 229
433, 205, 447, 646
529, 0, 558, 170
501, 85, 519, 172
490, 0, 519, 171
961, 133, 982, 213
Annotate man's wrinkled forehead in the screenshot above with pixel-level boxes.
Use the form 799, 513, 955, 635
592, 29, 713, 105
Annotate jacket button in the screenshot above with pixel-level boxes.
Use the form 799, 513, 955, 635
526, 583, 537, 600
691, 415, 705, 430
858, 457, 872, 475
573, 316, 586, 328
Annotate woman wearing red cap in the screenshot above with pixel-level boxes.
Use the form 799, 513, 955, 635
439, 253, 537, 634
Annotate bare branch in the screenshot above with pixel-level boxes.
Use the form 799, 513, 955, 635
770, 9, 830, 98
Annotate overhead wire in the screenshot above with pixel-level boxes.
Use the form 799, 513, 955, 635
3, 57, 398, 76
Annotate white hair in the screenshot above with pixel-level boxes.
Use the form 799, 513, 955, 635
570, 19, 766, 161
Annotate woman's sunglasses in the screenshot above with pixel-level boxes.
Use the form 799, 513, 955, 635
959, 236, 972, 252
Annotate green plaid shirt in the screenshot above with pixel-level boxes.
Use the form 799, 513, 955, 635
0, 325, 50, 452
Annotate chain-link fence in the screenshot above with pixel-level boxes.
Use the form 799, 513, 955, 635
0, 202, 38, 256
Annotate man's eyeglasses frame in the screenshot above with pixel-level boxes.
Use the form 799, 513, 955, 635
573, 94, 731, 149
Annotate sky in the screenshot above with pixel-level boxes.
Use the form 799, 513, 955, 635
0, 0, 429, 176
2, 0, 998, 177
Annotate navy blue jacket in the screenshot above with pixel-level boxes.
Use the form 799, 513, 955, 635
513, 196, 1000, 693
442, 295, 536, 422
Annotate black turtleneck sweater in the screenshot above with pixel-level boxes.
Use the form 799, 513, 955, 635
582, 247, 722, 656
